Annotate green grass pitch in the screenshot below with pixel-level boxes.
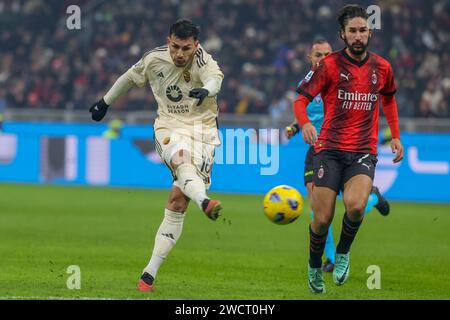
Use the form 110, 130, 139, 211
0, 183, 449, 300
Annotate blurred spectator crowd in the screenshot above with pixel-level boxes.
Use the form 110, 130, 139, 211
0, 0, 449, 117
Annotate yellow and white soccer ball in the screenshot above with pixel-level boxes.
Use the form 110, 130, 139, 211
263, 185, 303, 225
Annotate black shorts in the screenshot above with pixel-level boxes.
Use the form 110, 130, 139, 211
313, 150, 378, 194
304, 146, 315, 186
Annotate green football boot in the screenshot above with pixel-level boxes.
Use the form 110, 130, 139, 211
333, 253, 350, 285
308, 265, 326, 294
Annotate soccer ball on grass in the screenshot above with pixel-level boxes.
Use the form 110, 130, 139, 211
263, 185, 303, 225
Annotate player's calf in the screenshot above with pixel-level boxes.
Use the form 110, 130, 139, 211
336, 213, 363, 254
140, 209, 185, 291
175, 163, 222, 220
309, 226, 328, 270
175, 163, 208, 206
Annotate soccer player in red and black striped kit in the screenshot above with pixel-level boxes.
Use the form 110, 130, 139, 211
293, 5, 404, 293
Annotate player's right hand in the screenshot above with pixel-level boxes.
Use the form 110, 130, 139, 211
89, 98, 109, 122
301, 122, 317, 145
391, 138, 404, 163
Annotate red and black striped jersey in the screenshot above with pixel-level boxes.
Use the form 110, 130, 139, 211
297, 49, 397, 154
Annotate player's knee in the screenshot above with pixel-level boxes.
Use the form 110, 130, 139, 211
312, 214, 332, 231
167, 194, 189, 212
170, 149, 191, 169
345, 198, 366, 217
167, 199, 188, 213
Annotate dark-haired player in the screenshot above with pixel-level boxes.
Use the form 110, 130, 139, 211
89, 19, 224, 292
285, 39, 390, 274
293, 5, 404, 293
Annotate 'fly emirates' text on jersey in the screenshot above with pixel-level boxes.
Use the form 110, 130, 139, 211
126, 44, 224, 145
297, 49, 397, 154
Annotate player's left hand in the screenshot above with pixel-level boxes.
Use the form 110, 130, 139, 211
189, 88, 209, 106
390, 138, 404, 163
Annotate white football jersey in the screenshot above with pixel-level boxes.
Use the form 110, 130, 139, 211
125, 44, 223, 138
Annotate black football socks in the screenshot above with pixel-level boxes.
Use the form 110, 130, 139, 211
336, 213, 363, 254
309, 225, 328, 268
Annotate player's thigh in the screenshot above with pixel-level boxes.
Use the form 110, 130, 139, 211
154, 128, 192, 171
342, 174, 373, 215
304, 146, 315, 189
305, 182, 314, 199
312, 150, 343, 194
166, 185, 190, 213
170, 140, 215, 190
342, 153, 377, 184
342, 153, 377, 212
343, 152, 377, 177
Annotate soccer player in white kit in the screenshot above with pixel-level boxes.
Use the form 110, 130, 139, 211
89, 19, 224, 292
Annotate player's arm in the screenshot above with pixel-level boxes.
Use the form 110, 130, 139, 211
89, 56, 148, 121
380, 64, 404, 163
190, 52, 224, 106
292, 60, 328, 145
381, 95, 404, 163
293, 95, 317, 145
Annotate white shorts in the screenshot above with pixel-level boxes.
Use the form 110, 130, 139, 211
154, 127, 215, 189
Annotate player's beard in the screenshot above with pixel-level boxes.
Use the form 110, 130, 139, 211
344, 37, 370, 57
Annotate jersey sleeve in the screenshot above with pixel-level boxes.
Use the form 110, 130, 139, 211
125, 55, 151, 88
197, 49, 224, 96
380, 64, 397, 96
381, 95, 400, 139
296, 59, 329, 101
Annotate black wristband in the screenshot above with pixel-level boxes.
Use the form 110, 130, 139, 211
99, 98, 109, 108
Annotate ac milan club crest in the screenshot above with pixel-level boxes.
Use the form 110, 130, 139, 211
318, 167, 324, 179
372, 71, 377, 84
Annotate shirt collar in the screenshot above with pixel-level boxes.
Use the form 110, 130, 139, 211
341, 48, 370, 67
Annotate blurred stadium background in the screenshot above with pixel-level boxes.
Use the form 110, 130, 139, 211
1, 0, 449, 198
0, 0, 450, 300
1, 0, 449, 121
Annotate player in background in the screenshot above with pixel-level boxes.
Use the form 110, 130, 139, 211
89, 19, 224, 292
0, 88, 5, 134
102, 119, 123, 139
380, 126, 393, 145
293, 5, 404, 293
285, 39, 390, 273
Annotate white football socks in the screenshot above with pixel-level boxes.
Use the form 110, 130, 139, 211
143, 209, 185, 278
175, 163, 208, 209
